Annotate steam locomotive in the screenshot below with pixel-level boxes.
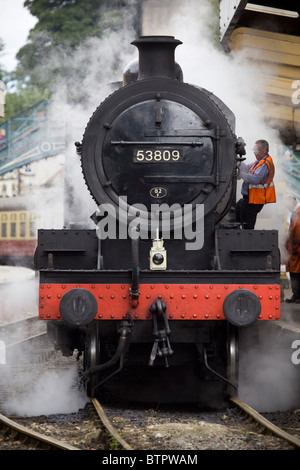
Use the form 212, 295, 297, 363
35, 36, 280, 405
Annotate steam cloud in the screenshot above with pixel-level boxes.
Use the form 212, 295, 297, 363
3, 364, 86, 416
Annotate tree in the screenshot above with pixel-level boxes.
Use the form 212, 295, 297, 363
16, 0, 143, 92
0, 0, 143, 122
22, 0, 105, 50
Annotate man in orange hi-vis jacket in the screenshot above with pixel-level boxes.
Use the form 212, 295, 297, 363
236, 139, 276, 229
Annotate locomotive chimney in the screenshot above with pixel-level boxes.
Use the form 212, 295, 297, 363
132, 36, 182, 81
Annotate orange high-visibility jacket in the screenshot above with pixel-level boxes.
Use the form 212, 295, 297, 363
248, 155, 276, 204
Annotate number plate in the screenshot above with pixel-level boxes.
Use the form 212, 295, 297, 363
134, 148, 182, 163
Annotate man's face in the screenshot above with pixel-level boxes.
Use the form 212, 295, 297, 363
253, 144, 266, 160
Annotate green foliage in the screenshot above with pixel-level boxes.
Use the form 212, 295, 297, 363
1, 0, 142, 117
17, 0, 104, 87
16, 0, 141, 91
24, 0, 105, 45
19, 0, 138, 70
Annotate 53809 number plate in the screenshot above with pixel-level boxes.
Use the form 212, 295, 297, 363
134, 149, 182, 163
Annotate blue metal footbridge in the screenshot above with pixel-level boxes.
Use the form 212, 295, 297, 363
0, 100, 65, 175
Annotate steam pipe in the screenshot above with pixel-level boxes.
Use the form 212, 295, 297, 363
84, 325, 131, 376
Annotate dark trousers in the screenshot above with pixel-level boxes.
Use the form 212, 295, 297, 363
236, 197, 263, 229
290, 272, 300, 300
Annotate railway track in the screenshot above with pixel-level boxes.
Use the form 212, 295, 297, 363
1, 397, 298, 450
0, 412, 80, 450
91, 398, 133, 450
230, 397, 300, 450
0, 317, 299, 450
102, 399, 300, 451
0, 398, 130, 450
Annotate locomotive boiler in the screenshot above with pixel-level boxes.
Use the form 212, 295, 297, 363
35, 36, 280, 405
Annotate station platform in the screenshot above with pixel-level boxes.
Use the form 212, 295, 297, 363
0, 266, 35, 284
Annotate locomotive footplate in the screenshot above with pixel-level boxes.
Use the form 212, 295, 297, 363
38, 270, 281, 323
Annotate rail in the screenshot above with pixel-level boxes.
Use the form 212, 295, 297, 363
230, 397, 300, 449
1, 397, 298, 450
91, 398, 133, 450
0, 413, 80, 450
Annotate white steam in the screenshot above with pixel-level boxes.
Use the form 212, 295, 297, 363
0, 272, 37, 324
4, 364, 86, 416
238, 325, 300, 412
